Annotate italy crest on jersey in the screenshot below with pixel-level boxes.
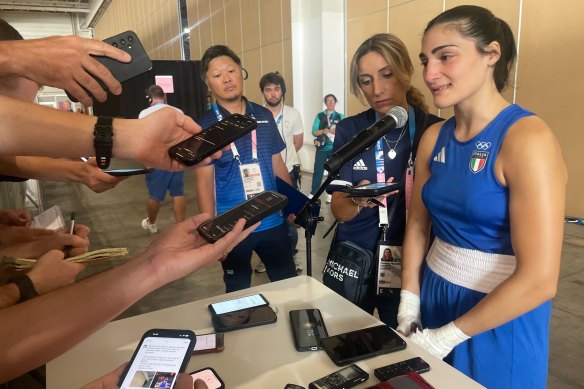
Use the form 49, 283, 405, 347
469, 151, 488, 173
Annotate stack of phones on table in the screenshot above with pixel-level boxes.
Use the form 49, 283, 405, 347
197, 190, 288, 243
208, 293, 277, 332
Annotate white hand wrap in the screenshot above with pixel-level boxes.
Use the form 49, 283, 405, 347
409, 321, 470, 359
396, 289, 421, 336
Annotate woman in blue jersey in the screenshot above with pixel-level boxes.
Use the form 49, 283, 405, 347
329, 33, 441, 327
399, 6, 566, 388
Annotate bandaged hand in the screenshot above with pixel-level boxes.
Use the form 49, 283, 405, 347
409, 321, 470, 359
396, 289, 422, 336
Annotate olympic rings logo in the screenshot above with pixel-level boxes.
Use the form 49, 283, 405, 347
475, 141, 491, 150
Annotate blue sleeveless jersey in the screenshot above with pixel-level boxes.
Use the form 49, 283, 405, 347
422, 104, 534, 254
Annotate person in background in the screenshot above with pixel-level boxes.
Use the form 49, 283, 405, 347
140, 85, 186, 234
330, 33, 442, 327
398, 6, 566, 388
194, 45, 296, 292
255, 71, 304, 274
311, 94, 343, 203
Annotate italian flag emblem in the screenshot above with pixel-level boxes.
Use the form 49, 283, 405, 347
469, 151, 488, 173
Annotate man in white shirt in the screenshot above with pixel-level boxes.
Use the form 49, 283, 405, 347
257, 72, 304, 273
139, 85, 185, 233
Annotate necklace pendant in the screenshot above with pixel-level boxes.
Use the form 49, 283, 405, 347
388, 149, 397, 160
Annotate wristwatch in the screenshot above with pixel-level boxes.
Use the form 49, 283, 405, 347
11, 274, 39, 302
93, 116, 114, 169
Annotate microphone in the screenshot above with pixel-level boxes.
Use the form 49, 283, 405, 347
324, 106, 408, 174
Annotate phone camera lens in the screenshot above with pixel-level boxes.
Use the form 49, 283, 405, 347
112, 42, 118, 48
127, 35, 134, 43
120, 39, 126, 45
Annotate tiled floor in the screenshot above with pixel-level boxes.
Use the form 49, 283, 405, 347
9, 171, 584, 388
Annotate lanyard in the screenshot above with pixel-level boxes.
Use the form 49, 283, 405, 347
214, 101, 258, 163
376, 105, 415, 226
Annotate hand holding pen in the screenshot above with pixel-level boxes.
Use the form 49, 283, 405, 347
64, 211, 75, 258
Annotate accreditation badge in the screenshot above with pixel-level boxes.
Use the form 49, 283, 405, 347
376, 240, 402, 296
239, 163, 265, 199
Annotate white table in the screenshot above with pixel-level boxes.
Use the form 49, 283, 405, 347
46, 276, 483, 388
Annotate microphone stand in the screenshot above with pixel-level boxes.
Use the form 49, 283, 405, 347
295, 172, 337, 277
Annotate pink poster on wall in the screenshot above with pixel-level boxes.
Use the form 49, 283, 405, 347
155, 75, 174, 93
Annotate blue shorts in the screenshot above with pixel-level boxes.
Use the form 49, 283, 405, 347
421, 266, 550, 389
145, 169, 185, 201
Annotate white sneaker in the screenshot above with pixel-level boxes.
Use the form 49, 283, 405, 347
294, 256, 303, 273
141, 218, 158, 233
326, 194, 332, 203
254, 261, 267, 273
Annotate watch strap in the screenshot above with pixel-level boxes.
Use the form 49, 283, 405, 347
11, 274, 39, 302
94, 116, 114, 169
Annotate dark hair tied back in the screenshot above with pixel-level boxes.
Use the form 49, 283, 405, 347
425, 5, 516, 92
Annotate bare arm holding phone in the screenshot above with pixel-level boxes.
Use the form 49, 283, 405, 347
0, 35, 131, 106
0, 96, 217, 170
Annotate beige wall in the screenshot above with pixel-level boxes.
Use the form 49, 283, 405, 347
94, 0, 182, 60
346, 0, 584, 216
186, 0, 294, 105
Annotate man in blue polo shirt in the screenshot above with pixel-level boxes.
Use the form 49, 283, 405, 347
194, 45, 296, 292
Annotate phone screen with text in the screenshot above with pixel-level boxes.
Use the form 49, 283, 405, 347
210, 294, 267, 315
193, 334, 216, 351
119, 336, 191, 389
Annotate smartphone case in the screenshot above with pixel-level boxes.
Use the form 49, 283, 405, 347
320, 325, 407, 366
67, 30, 152, 102
289, 309, 329, 351
189, 367, 225, 389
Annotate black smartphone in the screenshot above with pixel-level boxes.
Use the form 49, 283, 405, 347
67, 30, 152, 102
117, 328, 196, 389
308, 364, 369, 389
211, 305, 277, 332
284, 385, 306, 389
374, 357, 431, 381
100, 158, 150, 176
198, 190, 288, 243
343, 182, 401, 198
168, 113, 257, 166
189, 367, 225, 389
320, 325, 407, 366
365, 372, 436, 389
208, 293, 269, 316
289, 309, 329, 352
192, 332, 225, 355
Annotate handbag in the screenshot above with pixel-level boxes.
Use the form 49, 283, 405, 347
322, 194, 401, 306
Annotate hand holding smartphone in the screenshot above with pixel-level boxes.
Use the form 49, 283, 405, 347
117, 329, 195, 389
198, 191, 288, 243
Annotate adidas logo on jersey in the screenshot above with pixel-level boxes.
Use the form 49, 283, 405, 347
353, 159, 367, 170
433, 147, 446, 163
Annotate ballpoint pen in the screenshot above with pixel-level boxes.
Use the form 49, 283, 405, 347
63, 211, 75, 258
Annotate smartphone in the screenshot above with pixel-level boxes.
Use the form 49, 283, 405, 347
67, 30, 152, 102
289, 309, 329, 352
198, 190, 288, 243
101, 158, 150, 176
117, 328, 196, 389
168, 113, 257, 166
208, 293, 269, 316
365, 372, 436, 389
343, 182, 401, 198
374, 357, 430, 382
308, 364, 369, 389
211, 305, 277, 332
320, 325, 407, 366
189, 367, 225, 389
192, 332, 225, 355
284, 385, 306, 389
